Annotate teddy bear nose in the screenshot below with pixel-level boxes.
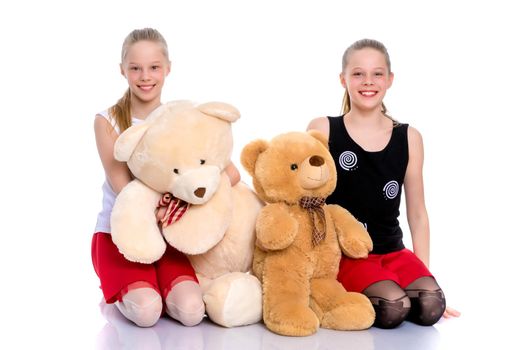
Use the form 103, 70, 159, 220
309, 155, 325, 167
194, 187, 206, 198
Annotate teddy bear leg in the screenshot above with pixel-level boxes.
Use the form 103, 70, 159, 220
262, 256, 319, 336
310, 278, 375, 330
201, 272, 262, 328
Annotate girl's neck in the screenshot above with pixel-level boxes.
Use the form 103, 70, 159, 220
344, 106, 394, 152
130, 95, 162, 120
346, 106, 389, 130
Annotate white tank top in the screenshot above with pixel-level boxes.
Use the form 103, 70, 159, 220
94, 110, 143, 234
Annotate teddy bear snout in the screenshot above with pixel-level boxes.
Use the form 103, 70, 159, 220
309, 155, 325, 167
194, 187, 206, 198
299, 155, 330, 190
170, 166, 221, 205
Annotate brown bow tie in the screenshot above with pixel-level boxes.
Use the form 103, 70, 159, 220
299, 197, 327, 246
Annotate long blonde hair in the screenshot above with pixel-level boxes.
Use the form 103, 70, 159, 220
340, 39, 396, 124
109, 28, 169, 133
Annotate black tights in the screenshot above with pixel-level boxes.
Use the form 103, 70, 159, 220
363, 277, 446, 329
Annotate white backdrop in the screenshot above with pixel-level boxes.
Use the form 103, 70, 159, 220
1, 0, 523, 348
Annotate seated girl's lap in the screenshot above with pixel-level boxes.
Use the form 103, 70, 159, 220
92, 232, 197, 302
337, 249, 433, 293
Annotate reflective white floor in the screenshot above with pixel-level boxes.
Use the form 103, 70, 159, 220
4, 290, 517, 350
3, 258, 520, 350
96, 300, 443, 350
90, 296, 521, 350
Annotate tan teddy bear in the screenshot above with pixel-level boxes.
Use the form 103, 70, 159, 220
110, 100, 263, 328
241, 130, 375, 336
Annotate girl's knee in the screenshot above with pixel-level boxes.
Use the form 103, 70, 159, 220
363, 280, 411, 329
117, 287, 162, 327
405, 276, 446, 326
165, 280, 205, 326
372, 295, 411, 329
407, 290, 446, 326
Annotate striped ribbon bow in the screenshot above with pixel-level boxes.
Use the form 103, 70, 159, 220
158, 193, 191, 228
299, 196, 327, 246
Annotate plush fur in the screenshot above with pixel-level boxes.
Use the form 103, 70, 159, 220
110, 100, 264, 327
241, 130, 375, 336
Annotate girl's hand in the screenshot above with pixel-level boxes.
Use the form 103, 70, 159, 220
443, 306, 461, 318
156, 207, 167, 223
225, 161, 241, 186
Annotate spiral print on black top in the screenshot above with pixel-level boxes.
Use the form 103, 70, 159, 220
339, 151, 358, 171
383, 180, 399, 199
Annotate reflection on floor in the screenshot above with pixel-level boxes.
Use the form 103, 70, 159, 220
96, 301, 442, 350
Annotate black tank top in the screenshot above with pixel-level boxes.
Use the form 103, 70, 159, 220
327, 116, 409, 254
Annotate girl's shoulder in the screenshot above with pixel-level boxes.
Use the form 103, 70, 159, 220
406, 125, 422, 140
95, 108, 119, 131
95, 108, 110, 120
406, 125, 424, 154
306, 116, 330, 138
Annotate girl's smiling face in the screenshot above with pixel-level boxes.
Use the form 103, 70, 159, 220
340, 47, 393, 113
120, 40, 171, 104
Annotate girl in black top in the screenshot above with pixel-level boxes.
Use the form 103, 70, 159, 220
307, 39, 459, 328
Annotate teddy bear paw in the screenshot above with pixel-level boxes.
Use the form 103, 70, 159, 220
114, 238, 166, 264
265, 302, 319, 336
342, 238, 372, 259
203, 272, 262, 327
320, 292, 375, 330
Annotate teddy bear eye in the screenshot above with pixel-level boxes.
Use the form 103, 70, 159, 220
290, 164, 298, 171
173, 168, 179, 174
200, 159, 206, 165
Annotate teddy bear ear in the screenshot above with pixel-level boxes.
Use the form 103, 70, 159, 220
197, 102, 240, 123
114, 122, 151, 162
307, 129, 329, 149
241, 139, 269, 176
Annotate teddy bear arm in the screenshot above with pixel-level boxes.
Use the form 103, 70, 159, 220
256, 203, 298, 251
326, 204, 373, 258
110, 180, 167, 263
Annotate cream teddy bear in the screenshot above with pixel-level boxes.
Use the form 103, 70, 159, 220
111, 100, 263, 327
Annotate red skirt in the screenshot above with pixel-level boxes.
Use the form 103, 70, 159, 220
91, 232, 198, 303
337, 248, 433, 292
